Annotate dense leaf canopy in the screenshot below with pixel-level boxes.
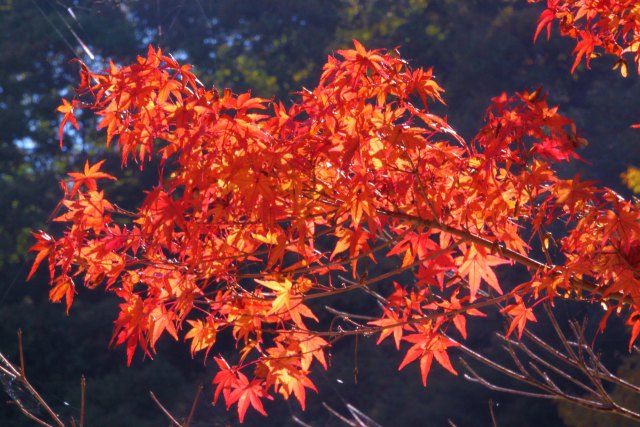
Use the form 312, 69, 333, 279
34, 38, 640, 421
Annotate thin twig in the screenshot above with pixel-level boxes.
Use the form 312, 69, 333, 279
543, 302, 578, 361
9, 400, 56, 427
459, 309, 640, 422
184, 384, 203, 427
454, 341, 527, 384
11, 333, 66, 427
460, 358, 565, 400
322, 402, 358, 427
80, 375, 86, 427
291, 414, 314, 427
497, 333, 596, 396
347, 403, 382, 427
17, 329, 25, 377
567, 321, 613, 406
149, 391, 182, 427
325, 306, 377, 321
488, 400, 498, 427
502, 342, 530, 377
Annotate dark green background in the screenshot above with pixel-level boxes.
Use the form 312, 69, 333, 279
1, 1, 638, 425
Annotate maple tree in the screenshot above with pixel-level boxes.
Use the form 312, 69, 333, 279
27, 1, 640, 423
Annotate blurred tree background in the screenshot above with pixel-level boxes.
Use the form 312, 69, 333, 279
0, 1, 638, 426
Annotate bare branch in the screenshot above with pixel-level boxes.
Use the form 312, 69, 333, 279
0, 332, 66, 427
488, 400, 498, 427
79, 375, 85, 427
184, 384, 203, 427
497, 333, 597, 396
458, 309, 640, 422
149, 391, 182, 427
322, 402, 359, 427
8, 400, 56, 427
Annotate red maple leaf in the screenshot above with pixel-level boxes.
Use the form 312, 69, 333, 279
67, 160, 116, 195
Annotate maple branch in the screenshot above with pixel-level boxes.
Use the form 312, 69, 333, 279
458, 357, 555, 400
0, 332, 66, 427
184, 384, 203, 427
344, 276, 389, 305
517, 311, 640, 395
457, 309, 640, 422
322, 402, 360, 426
458, 340, 622, 412
17, 329, 25, 377
400, 144, 439, 220
316, 402, 383, 427
149, 391, 182, 427
291, 414, 315, 427
7, 400, 56, 427
488, 400, 498, 427
290, 286, 520, 339
325, 306, 378, 321
235, 222, 414, 281
378, 209, 544, 269
79, 375, 85, 427
149, 384, 204, 427
499, 333, 596, 396
35, 37, 640, 423
379, 209, 630, 303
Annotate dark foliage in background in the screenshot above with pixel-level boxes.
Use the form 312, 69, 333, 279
0, 1, 637, 425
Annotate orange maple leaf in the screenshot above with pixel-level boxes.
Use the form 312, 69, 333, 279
626, 311, 640, 351
223, 372, 269, 422
501, 295, 537, 339
67, 160, 116, 195
456, 244, 508, 301
49, 275, 75, 314
185, 318, 218, 358
368, 309, 404, 349
399, 329, 459, 386
27, 231, 56, 280
56, 98, 79, 147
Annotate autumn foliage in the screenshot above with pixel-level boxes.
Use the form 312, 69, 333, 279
30, 3, 640, 422
531, 0, 640, 75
